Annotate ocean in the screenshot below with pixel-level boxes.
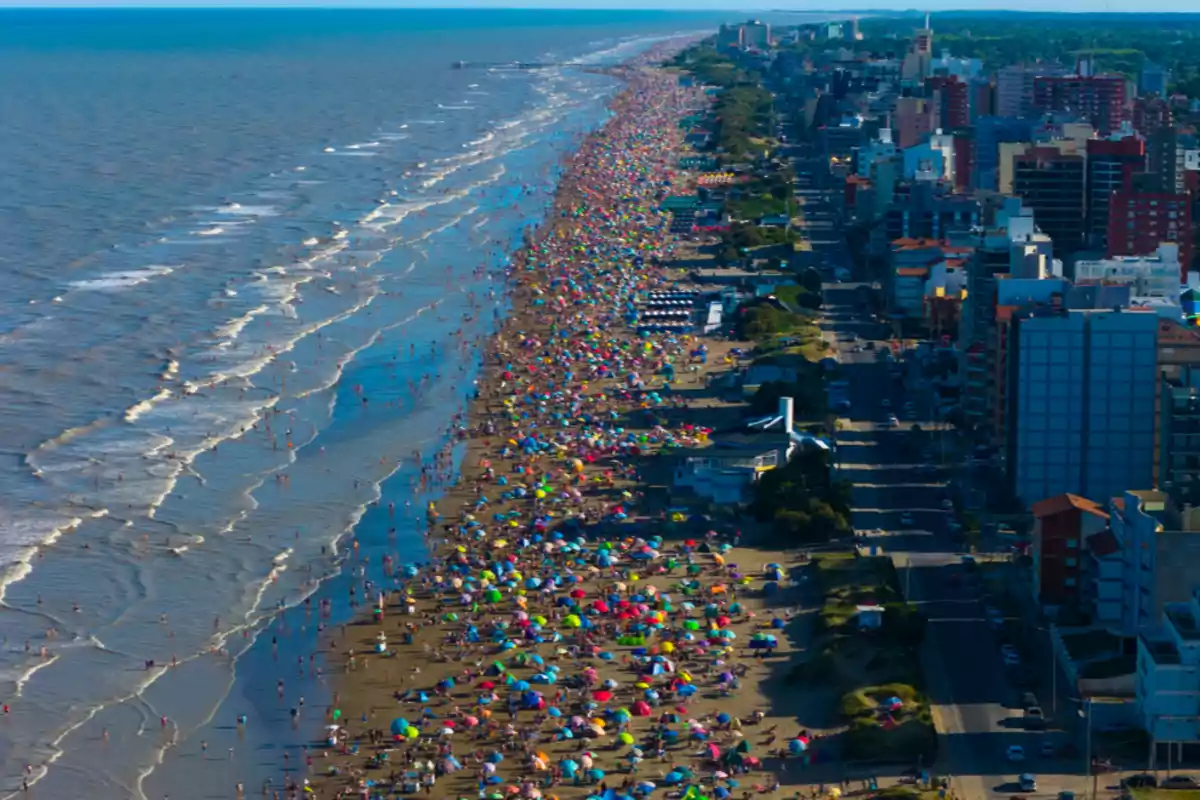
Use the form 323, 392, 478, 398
0, 8, 794, 797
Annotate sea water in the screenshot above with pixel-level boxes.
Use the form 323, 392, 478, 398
0, 8, 801, 797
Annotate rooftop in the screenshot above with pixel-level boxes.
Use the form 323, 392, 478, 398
1166, 604, 1200, 641
1142, 635, 1182, 665
1032, 493, 1109, 520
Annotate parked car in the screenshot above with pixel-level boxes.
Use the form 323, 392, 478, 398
900, 512, 914, 526
1006, 745, 1025, 762
1021, 692, 1038, 709
1018, 773, 1037, 792
1024, 707, 1045, 729
1041, 740, 1056, 757
1161, 776, 1199, 789
1122, 774, 1158, 788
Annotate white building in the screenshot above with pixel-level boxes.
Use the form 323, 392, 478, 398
1137, 588, 1200, 744
856, 129, 897, 178
1074, 244, 1182, 299
931, 50, 982, 80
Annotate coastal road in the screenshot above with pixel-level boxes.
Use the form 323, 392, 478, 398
821, 284, 1096, 799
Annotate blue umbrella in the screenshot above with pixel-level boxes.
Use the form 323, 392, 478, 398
389, 718, 410, 735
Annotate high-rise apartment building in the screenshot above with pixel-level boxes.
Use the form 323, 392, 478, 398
1007, 308, 1159, 507
926, 75, 970, 129
1086, 137, 1146, 249
1013, 146, 1087, 254
1140, 62, 1171, 98
1032, 75, 1128, 135
1107, 190, 1193, 272
997, 65, 1039, 118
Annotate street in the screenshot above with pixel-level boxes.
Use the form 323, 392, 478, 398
820, 283, 1098, 799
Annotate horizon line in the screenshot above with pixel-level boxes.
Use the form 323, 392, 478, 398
1, 4, 1198, 12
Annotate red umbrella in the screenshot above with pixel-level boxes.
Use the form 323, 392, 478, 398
593, 690, 613, 702
479, 681, 496, 690
570, 589, 587, 599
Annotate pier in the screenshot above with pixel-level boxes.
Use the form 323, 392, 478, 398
451, 60, 562, 70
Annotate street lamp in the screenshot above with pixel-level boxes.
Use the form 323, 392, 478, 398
1079, 697, 1096, 800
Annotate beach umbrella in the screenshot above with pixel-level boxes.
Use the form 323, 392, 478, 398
389, 718, 410, 735
618, 732, 635, 745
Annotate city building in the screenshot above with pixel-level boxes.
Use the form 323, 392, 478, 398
901, 16, 934, 82
1075, 244, 1183, 299
968, 76, 996, 121
1137, 586, 1200, 747
879, 181, 980, 244
1086, 136, 1146, 249
819, 115, 867, 160
926, 75, 970, 129
856, 129, 897, 178
1140, 61, 1171, 98
1031, 493, 1109, 607
987, 277, 1069, 447
1147, 127, 1187, 195
997, 65, 1039, 118
974, 116, 1037, 191
1106, 490, 1200, 636
1107, 190, 1193, 271
931, 49, 982, 80
1032, 74, 1128, 135
1013, 146, 1087, 254
960, 198, 1058, 440
894, 96, 933, 149
1133, 96, 1173, 138
1007, 309, 1159, 507
1158, 320, 1200, 505
738, 20, 772, 50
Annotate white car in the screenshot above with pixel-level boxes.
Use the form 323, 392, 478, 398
1006, 745, 1025, 762
1018, 774, 1037, 792
883, 414, 899, 428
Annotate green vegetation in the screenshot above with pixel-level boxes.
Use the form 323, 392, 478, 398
668, 44, 761, 89
844, 13, 1200, 96
669, 44, 777, 160
752, 450, 851, 544
794, 555, 935, 763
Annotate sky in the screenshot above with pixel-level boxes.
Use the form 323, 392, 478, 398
1, 0, 1197, 10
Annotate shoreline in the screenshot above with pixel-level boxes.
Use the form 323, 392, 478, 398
302, 47, 816, 800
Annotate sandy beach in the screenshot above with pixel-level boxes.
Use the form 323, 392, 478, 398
292, 52, 822, 800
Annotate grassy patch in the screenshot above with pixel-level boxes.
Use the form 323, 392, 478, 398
842, 718, 938, 764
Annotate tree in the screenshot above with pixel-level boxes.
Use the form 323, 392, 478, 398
801, 268, 823, 295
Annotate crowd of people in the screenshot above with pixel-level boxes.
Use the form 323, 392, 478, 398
307, 60, 813, 800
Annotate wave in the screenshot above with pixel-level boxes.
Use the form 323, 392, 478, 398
192, 226, 225, 237
67, 265, 176, 292
213, 203, 279, 217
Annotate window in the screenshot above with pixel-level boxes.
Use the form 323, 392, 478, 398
1067, 538, 1078, 548
1065, 577, 1077, 587
1066, 558, 1077, 567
